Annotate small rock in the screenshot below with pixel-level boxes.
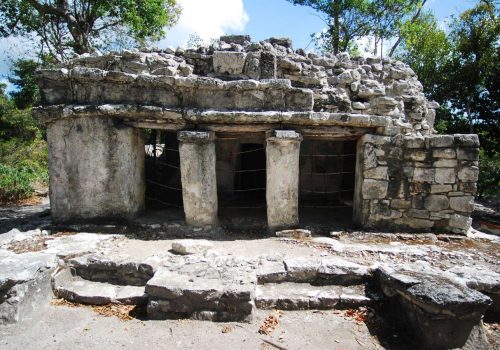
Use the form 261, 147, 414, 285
171, 240, 213, 255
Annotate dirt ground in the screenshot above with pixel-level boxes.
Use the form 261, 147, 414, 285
1, 197, 499, 349
0, 304, 384, 350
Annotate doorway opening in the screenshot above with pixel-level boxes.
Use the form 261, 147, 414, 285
216, 133, 267, 228
144, 130, 184, 221
299, 139, 356, 226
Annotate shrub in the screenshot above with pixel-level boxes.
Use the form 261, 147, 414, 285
0, 164, 39, 202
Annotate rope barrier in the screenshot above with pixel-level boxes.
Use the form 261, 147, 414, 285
219, 187, 266, 193
299, 205, 352, 209
145, 196, 183, 208
146, 179, 182, 191
302, 171, 354, 176
300, 154, 356, 157
145, 158, 180, 170
301, 189, 354, 194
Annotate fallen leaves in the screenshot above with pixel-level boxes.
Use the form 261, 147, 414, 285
259, 313, 280, 335
221, 325, 232, 333
342, 308, 367, 325
51, 298, 135, 321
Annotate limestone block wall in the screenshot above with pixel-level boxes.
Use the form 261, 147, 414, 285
47, 117, 145, 221
354, 134, 479, 233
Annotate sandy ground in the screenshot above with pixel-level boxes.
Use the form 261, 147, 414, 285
0, 304, 382, 350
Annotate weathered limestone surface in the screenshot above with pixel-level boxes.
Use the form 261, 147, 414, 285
178, 131, 218, 227
266, 130, 302, 230
52, 267, 147, 305
171, 239, 213, 255
146, 267, 254, 322
354, 133, 480, 233
33, 35, 480, 233
0, 244, 56, 324
377, 264, 492, 349
47, 117, 145, 221
35, 35, 439, 132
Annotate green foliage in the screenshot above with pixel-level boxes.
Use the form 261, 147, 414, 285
8, 59, 41, 109
287, 0, 425, 54
478, 149, 500, 197
0, 82, 47, 202
397, 1, 500, 195
0, 0, 181, 61
0, 164, 38, 202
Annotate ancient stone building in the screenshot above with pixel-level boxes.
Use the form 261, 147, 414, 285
34, 35, 480, 233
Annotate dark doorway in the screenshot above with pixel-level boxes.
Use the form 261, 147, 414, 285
299, 139, 356, 226
144, 130, 183, 220
216, 133, 267, 229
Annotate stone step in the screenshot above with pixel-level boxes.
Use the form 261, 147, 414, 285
255, 282, 373, 310
145, 267, 254, 322
52, 267, 147, 306
257, 257, 371, 285
68, 254, 157, 286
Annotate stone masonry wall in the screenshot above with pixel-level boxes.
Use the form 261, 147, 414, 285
354, 134, 480, 233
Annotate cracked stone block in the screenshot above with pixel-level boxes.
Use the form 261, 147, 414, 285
424, 195, 449, 211
362, 179, 388, 199
458, 167, 479, 182
435, 168, 456, 184
377, 265, 492, 349
212, 51, 247, 75
284, 258, 320, 283
317, 258, 371, 285
449, 196, 474, 213
146, 268, 254, 322
257, 260, 287, 284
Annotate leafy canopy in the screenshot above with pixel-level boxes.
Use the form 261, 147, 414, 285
287, 0, 426, 54
0, 0, 180, 61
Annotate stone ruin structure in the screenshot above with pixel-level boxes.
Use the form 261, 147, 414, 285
34, 35, 480, 233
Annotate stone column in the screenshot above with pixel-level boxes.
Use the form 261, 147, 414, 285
266, 130, 302, 230
178, 130, 218, 226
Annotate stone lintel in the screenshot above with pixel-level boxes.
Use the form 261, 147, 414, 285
177, 130, 215, 144
266, 130, 303, 142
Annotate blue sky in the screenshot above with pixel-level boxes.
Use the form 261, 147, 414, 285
0, 0, 478, 92
236, 0, 477, 49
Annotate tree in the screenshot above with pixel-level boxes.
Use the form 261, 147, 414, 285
8, 59, 42, 109
396, 1, 499, 196
0, 0, 180, 61
287, 0, 426, 54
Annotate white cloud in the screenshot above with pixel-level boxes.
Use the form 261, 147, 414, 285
157, 0, 249, 48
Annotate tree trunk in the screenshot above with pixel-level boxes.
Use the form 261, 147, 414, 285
332, 0, 340, 54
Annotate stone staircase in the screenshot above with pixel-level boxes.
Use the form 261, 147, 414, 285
51, 254, 376, 320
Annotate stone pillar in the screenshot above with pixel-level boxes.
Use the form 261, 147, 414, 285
266, 130, 302, 230
47, 117, 145, 222
178, 130, 218, 226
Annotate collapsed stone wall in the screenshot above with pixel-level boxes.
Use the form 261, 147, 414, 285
354, 134, 479, 233
37, 35, 437, 134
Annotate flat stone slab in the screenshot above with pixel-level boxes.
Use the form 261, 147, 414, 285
69, 254, 158, 286
171, 239, 213, 255
275, 229, 311, 239
255, 283, 372, 310
52, 268, 147, 305
282, 257, 371, 285
145, 267, 254, 322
